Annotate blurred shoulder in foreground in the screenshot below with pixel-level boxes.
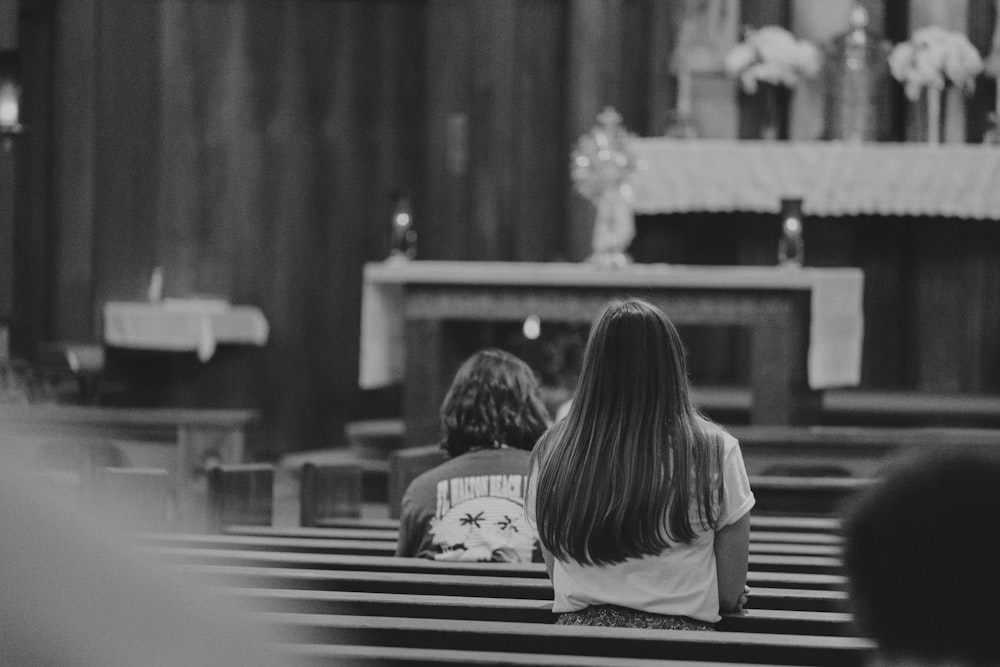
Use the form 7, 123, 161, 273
0, 457, 306, 667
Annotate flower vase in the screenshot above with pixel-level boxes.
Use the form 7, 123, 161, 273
757, 83, 792, 141
925, 86, 943, 145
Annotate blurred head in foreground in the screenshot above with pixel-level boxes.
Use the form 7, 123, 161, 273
843, 447, 1000, 666
0, 456, 302, 666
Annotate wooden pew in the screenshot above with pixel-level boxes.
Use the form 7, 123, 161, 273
276, 643, 787, 666
254, 614, 873, 664
748, 476, 873, 516
300, 462, 363, 526
153, 562, 850, 611
295, 514, 842, 534
207, 463, 275, 532
386, 428, 1000, 517
138, 532, 842, 558
219, 588, 856, 636
221, 584, 850, 615
223, 524, 844, 546
731, 425, 1000, 478
148, 544, 845, 577
0, 404, 256, 529
163, 558, 848, 591
140, 539, 845, 575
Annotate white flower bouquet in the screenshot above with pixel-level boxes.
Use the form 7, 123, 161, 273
888, 26, 983, 101
724, 26, 821, 94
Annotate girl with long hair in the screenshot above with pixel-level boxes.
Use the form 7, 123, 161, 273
527, 299, 754, 629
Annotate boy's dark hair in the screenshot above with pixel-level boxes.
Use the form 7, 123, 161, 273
439, 348, 550, 458
843, 447, 1000, 665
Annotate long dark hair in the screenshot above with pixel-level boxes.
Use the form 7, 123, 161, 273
440, 348, 551, 458
530, 299, 724, 566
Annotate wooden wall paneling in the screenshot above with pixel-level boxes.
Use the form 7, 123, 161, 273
425, 0, 473, 260
619, 0, 653, 135
300, 0, 368, 452
882, 0, 909, 142
258, 0, 337, 453
645, 0, 682, 137
12, 0, 53, 357
354, 0, 426, 422
512, 0, 567, 262
156, 0, 213, 300
565, 0, 625, 261
468, 1, 516, 261
0, 139, 11, 326
966, 0, 997, 143
0, 0, 16, 324
737, 0, 792, 140
50, 0, 97, 342
964, 223, 1000, 392
910, 220, 967, 393
189, 2, 247, 299
367, 0, 426, 265
854, 218, 907, 390
92, 0, 160, 307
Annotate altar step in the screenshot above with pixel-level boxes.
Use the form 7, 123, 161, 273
694, 387, 1000, 428
271, 389, 1000, 524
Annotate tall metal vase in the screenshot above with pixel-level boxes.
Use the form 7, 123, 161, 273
925, 86, 943, 145
757, 82, 792, 141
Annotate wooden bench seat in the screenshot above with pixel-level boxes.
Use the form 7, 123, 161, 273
168, 561, 848, 592
222, 588, 855, 636
300, 514, 842, 534
139, 532, 842, 558
144, 542, 845, 575
256, 614, 873, 664
749, 476, 873, 516
0, 404, 256, 529
276, 643, 789, 666
231, 583, 848, 614
222, 525, 844, 546
692, 387, 1000, 429
177, 566, 852, 612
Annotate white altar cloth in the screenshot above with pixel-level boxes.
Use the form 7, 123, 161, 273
103, 300, 269, 362
360, 261, 864, 391
629, 139, 1000, 219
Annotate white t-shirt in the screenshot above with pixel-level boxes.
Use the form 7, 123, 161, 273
527, 428, 755, 623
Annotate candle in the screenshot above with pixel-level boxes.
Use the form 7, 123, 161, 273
0, 83, 18, 128
677, 63, 693, 118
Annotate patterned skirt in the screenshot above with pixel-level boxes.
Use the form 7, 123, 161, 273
555, 604, 716, 631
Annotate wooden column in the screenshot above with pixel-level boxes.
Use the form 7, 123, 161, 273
565, 0, 625, 262
0, 0, 15, 347
51, 0, 98, 342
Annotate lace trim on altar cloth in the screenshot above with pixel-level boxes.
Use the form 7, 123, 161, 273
630, 139, 1000, 219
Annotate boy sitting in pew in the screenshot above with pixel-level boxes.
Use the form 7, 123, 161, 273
396, 349, 551, 562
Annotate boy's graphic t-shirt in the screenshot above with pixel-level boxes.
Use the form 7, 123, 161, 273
396, 447, 537, 562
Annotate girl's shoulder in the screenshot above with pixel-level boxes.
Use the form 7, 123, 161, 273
694, 417, 739, 455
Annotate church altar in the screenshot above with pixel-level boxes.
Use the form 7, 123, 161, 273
628, 139, 1000, 219
360, 261, 863, 447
